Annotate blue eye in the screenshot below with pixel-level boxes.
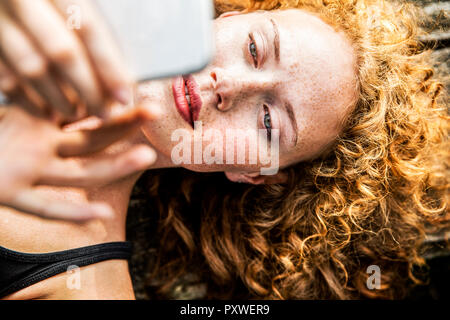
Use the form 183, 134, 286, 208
263, 105, 272, 139
249, 36, 258, 67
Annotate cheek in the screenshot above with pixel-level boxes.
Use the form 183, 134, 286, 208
286, 111, 341, 163
192, 110, 266, 170
203, 105, 258, 135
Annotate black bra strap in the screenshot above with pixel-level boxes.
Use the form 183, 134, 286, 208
0, 241, 132, 298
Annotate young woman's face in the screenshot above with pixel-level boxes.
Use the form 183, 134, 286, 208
138, 9, 358, 174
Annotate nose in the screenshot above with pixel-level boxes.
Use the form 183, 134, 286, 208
210, 68, 274, 112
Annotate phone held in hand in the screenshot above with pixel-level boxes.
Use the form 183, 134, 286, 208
93, 0, 214, 82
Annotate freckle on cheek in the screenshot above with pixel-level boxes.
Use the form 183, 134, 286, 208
290, 63, 300, 70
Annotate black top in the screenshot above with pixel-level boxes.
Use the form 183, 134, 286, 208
0, 241, 133, 298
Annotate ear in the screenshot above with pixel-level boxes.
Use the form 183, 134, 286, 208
218, 11, 243, 19
225, 171, 288, 185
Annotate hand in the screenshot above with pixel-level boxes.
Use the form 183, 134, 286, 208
0, 0, 132, 121
0, 105, 157, 221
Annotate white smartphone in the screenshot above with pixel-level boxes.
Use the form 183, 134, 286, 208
93, 0, 214, 82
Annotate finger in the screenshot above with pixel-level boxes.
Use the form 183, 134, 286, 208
57, 108, 156, 157
0, 9, 75, 118
53, 0, 134, 106
7, 0, 104, 116
10, 92, 46, 117
8, 188, 114, 221
29, 73, 78, 119
39, 144, 157, 188
0, 58, 19, 96
7, 82, 48, 117
0, 59, 48, 117
0, 15, 42, 115
0, 57, 79, 119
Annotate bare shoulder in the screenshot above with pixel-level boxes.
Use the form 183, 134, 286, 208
0, 184, 137, 300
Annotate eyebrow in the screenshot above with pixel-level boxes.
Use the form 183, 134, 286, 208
269, 18, 280, 63
283, 101, 299, 147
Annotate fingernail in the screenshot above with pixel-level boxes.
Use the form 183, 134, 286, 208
114, 87, 133, 105
134, 147, 157, 167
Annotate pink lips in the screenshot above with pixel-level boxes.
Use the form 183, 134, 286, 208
172, 75, 202, 128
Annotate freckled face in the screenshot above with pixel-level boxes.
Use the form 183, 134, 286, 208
138, 9, 358, 172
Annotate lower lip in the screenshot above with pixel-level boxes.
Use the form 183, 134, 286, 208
172, 75, 202, 128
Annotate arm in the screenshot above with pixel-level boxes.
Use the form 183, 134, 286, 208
0, 114, 159, 300
0, 172, 142, 300
0, 124, 172, 300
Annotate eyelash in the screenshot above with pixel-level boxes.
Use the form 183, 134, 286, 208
263, 105, 272, 140
248, 34, 258, 67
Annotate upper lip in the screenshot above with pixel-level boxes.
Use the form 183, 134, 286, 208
172, 75, 203, 128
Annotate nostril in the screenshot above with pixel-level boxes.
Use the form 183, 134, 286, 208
216, 94, 223, 110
